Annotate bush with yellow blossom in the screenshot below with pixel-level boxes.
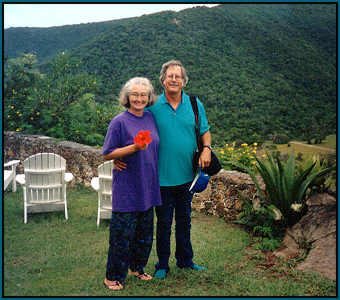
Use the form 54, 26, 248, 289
218, 142, 258, 171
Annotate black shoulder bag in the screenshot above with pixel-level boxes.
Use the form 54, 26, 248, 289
190, 95, 222, 176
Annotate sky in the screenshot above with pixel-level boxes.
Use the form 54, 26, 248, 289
4, 3, 219, 29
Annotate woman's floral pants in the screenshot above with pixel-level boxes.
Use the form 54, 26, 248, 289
106, 207, 154, 283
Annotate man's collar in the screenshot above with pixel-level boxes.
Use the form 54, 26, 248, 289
162, 90, 186, 103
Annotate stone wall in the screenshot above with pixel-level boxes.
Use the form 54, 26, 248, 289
192, 169, 265, 221
4, 131, 104, 187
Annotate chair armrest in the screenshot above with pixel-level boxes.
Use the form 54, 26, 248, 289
91, 177, 99, 191
16, 173, 74, 185
65, 173, 74, 183
4, 160, 20, 168
16, 174, 26, 185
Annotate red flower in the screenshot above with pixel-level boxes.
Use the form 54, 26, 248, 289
134, 130, 152, 147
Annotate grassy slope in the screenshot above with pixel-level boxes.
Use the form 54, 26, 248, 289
259, 135, 336, 158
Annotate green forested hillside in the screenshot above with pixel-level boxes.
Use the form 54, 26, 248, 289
4, 17, 135, 63
4, 4, 336, 146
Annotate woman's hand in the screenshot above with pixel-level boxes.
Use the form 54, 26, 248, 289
135, 143, 148, 151
113, 159, 127, 171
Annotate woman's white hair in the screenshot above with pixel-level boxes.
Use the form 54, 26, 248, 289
119, 77, 157, 108
159, 60, 189, 87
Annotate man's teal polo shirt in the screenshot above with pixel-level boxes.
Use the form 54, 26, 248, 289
147, 91, 210, 187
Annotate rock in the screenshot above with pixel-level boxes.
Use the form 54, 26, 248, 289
306, 193, 336, 206
234, 199, 243, 211
296, 233, 336, 281
274, 193, 336, 281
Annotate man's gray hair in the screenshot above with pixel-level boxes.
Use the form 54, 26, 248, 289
118, 77, 157, 108
159, 60, 189, 87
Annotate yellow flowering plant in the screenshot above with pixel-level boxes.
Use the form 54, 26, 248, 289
218, 142, 258, 171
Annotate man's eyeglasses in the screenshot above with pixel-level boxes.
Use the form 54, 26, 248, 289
166, 74, 182, 81
130, 93, 148, 99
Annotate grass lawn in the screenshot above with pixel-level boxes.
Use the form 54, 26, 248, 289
260, 135, 336, 159
3, 185, 336, 296
275, 143, 334, 157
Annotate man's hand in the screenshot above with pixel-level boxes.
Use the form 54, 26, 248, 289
113, 159, 127, 171
199, 148, 211, 169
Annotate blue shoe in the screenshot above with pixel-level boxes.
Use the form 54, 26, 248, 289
191, 264, 207, 271
154, 269, 167, 279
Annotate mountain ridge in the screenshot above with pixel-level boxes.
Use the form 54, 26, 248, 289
4, 4, 336, 145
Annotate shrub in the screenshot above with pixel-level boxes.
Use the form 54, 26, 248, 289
62, 93, 123, 146
234, 197, 284, 251
228, 151, 335, 227
255, 237, 282, 252
218, 142, 258, 172
296, 152, 304, 161
297, 154, 336, 194
272, 133, 290, 144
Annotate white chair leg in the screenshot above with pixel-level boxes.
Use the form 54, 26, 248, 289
65, 202, 68, 220
12, 168, 17, 192
64, 186, 68, 220
97, 192, 101, 227
23, 187, 27, 224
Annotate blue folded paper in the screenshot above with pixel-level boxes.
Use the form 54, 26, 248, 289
189, 168, 210, 194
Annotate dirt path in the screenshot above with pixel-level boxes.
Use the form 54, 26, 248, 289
290, 141, 335, 152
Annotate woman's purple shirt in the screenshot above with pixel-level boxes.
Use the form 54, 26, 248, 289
102, 110, 162, 212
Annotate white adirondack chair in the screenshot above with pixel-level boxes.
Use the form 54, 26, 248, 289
91, 160, 113, 227
4, 160, 20, 192
15, 153, 74, 224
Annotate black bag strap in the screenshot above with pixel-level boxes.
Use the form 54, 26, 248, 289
189, 95, 202, 151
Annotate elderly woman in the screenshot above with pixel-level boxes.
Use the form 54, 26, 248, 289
102, 77, 162, 291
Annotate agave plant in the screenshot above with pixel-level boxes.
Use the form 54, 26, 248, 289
297, 154, 334, 194
227, 151, 335, 225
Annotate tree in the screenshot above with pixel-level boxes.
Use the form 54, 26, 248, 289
4, 53, 41, 132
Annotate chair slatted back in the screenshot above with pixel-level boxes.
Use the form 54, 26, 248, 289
98, 160, 114, 209
23, 153, 66, 203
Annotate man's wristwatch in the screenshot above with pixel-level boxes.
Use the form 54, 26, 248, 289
203, 145, 212, 151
